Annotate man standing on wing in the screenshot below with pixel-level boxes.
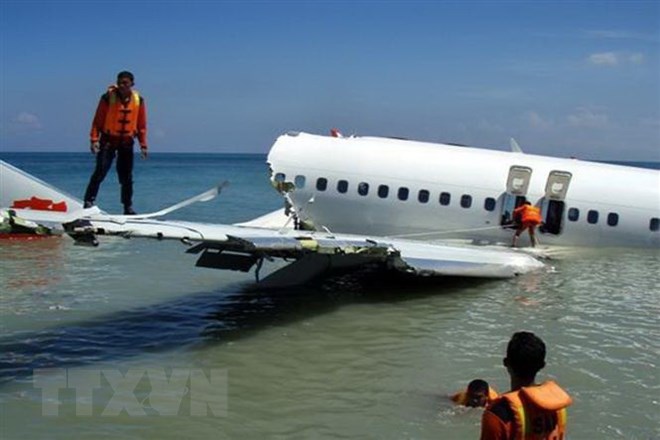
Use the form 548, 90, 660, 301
83, 70, 148, 215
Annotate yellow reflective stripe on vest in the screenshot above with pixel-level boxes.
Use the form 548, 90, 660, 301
558, 408, 567, 431
515, 405, 527, 440
108, 90, 140, 106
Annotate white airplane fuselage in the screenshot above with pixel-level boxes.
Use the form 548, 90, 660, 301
267, 132, 660, 248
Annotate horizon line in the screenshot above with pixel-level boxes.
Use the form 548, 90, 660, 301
0, 150, 267, 155
1, 151, 658, 164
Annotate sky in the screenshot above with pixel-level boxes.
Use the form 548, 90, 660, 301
0, 0, 658, 160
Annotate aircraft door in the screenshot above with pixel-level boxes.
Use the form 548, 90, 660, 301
539, 171, 572, 234
501, 166, 532, 226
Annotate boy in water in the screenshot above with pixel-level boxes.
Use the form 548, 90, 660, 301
451, 379, 498, 408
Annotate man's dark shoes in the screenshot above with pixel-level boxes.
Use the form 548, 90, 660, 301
123, 207, 137, 215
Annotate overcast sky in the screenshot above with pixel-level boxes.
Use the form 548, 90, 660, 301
1, 1, 658, 160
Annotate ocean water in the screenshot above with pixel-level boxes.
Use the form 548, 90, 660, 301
0, 153, 658, 439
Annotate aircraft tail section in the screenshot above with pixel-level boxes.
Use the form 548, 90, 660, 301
0, 160, 87, 221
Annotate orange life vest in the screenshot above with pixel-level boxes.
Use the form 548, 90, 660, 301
103, 89, 141, 138
452, 386, 499, 406
499, 381, 572, 440
514, 205, 543, 225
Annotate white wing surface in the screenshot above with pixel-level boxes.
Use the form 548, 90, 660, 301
32, 213, 545, 281
1, 160, 544, 286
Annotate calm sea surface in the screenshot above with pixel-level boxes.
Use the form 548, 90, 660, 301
0, 153, 658, 439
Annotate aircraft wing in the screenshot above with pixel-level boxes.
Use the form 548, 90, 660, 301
56, 214, 545, 286
1, 159, 544, 287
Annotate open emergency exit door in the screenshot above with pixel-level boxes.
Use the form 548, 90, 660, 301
501, 166, 532, 226
539, 170, 572, 234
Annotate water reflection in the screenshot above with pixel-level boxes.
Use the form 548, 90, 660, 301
0, 271, 491, 385
0, 237, 65, 291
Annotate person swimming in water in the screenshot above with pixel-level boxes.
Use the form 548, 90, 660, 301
451, 379, 498, 408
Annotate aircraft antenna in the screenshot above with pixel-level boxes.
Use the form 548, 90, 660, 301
510, 138, 523, 153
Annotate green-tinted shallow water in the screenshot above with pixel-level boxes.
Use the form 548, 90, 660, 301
0, 154, 658, 439
1, 240, 658, 439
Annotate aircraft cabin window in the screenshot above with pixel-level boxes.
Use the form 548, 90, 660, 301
378, 185, 389, 198
461, 194, 472, 208
418, 189, 430, 203
568, 207, 579, 222
398, 187, 409, 201
484, 197, 496, 211
337, 180, 348, 193
439, 192, 451, 206
358, 182, 369, 196
294, 175, 306, 189
650, 218, 660, 232
274, 173, 286, 182
587, 210, 599, 224
316, 178, 328, 191
607, 213, 619, 227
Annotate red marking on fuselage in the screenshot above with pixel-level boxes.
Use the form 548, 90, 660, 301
11, 197, 68, 212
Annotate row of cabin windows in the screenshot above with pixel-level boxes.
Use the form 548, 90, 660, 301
281, 174, 660, 232
567, 209, 659, 231
317, 177, 497, 210
567, 208, 644, 229
567, 208, 620, 226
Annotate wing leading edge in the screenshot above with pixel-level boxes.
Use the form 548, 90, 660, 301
60, 215, 545, 286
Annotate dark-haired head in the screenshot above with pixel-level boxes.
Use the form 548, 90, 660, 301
504, 331, 546, 381
467, 379, 489, 394
117, 71, 134, 84
465, 379, 490, 407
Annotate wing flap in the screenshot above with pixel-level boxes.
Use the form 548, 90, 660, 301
390, 239, 544, 278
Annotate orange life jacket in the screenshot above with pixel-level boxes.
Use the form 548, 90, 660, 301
103, 89, 141, 138
515, 205, 543, 224
499, 381, 572, 440
452, 386, 499, 406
